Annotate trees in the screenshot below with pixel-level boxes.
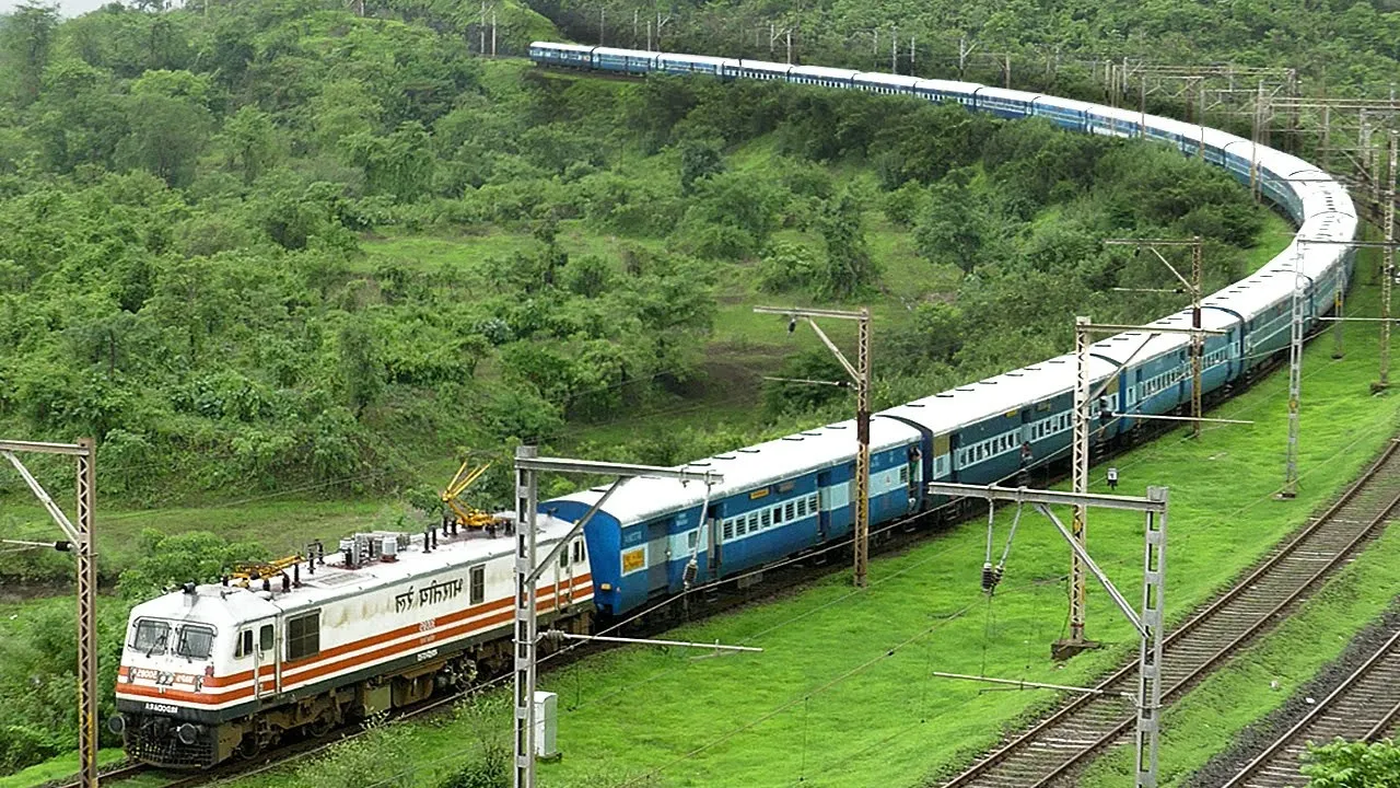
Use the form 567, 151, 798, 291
117, 72, 211, 187
915, 182, 987, 274
679, 138, 724, 195
340, 121, 436, 201
813, 188, 879, 299
220, 106, 282, 185
0, 3, 57, 106
336, 313, 386, 417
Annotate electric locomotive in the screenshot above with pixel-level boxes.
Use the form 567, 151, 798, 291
113, 517, 591, 767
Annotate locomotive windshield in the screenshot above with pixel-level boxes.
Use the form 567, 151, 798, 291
132, 619, 169, 656
174, 624, 215, 660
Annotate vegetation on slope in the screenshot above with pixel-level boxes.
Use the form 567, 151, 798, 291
0, 0, 1273, 513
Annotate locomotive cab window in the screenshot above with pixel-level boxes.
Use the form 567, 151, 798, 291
286, 611, 320, 661
572, 540, 586, 564
132, 619, 169, 655
260, 624, 274, 652
175, 624, 214, 660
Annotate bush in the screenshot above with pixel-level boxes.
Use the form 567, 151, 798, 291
0, 725, 59, 774
290, 718, 417, 788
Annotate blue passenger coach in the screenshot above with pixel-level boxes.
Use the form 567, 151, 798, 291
526, 41, 1357, 620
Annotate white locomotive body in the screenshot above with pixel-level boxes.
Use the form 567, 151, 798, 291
113, 516, 592, 767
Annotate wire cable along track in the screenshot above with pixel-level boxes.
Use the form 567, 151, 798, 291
1221, 621, 1400, 787
943, 440, 1400, 788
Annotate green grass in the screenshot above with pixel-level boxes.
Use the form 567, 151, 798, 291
191, 257, 1400, 788
0, 751, 130, 788
1, 497, 390, 572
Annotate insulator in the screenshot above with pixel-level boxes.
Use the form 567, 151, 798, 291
981, 562, 996, 592
683, 559, 698, 587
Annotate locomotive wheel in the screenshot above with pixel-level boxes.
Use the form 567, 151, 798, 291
307, 714, 335, 738
237, 734, 263, 759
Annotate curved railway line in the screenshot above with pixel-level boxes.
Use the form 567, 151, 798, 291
1219, 619, 1400, 787
943, 439, 1400, 788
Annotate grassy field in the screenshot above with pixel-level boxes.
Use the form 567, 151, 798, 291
157, 252, 1400, 788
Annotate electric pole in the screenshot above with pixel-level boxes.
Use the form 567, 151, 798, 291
890, 25, 897, 74
1379, 131, 1397, 391
1059, 319, 1223, 656
1282, 256, 1305, 498
2, 439, 97, 788
755, 306, 872, 588
930, 481, 1168, 788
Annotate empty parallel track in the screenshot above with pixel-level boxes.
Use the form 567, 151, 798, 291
1221, 622, 1400, 787
943, 439, 1400, 788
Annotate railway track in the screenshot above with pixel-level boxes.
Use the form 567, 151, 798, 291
942, 439, 1400, 788
1220, 620, 1400, 787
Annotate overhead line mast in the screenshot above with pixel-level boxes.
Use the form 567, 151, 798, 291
755, 306, 872, 588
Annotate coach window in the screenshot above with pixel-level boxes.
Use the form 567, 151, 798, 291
470, 565, 485, 605
286, 611, 320, 661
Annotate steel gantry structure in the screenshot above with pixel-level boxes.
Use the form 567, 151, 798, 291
928, 481, 1169, 788
0, 439, 98, 788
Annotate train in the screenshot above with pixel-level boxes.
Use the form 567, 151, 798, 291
111, 42, 1356, 768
